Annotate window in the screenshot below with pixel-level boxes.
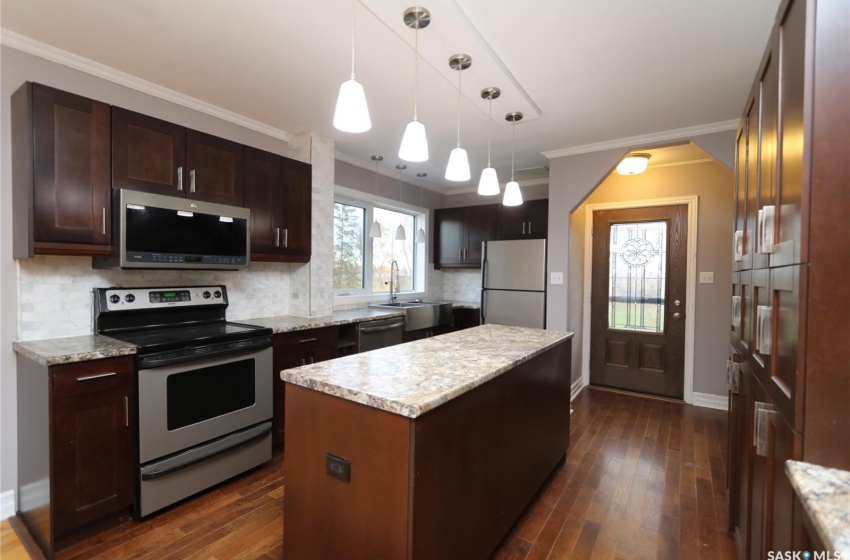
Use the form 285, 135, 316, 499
333, 193, 426, 298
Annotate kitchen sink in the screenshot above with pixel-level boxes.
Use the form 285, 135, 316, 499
369, 301, 453, 331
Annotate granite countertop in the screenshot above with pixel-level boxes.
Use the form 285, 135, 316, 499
13, 335, 138, 366
14, 309, 405, 365
786, 460, 850, 554
282, 323, 572, 419
242, 308, 404, 333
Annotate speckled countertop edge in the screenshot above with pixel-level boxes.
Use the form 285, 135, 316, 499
283, 324, 573, 419
242, 308, 404, 333
13, 335, 138, 366
786, 460, 850, 554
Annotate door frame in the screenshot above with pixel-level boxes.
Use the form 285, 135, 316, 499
581, 195, 699, 403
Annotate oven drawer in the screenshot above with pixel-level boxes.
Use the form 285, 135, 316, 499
53, 356, 135, 399
274, 327, 338, 354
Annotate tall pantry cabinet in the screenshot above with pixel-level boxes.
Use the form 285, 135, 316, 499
727, 0, 849, 558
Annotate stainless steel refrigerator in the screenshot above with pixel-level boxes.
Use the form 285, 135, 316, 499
481, 239, 547, 328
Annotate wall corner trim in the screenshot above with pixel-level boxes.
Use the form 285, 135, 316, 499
0, 489, 15, 521
570, 376, 584, 402
692, 392, 729, 411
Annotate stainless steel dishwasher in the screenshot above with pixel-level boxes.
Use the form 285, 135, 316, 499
358, 317, 404, 352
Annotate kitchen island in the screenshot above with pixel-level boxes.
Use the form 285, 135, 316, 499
282, 323, 573, 560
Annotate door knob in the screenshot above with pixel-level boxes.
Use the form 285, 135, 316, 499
674, 299, 681, 306
673, 312, 682, 319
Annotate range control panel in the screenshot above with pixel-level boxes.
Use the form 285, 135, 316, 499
99, 286, 227, 311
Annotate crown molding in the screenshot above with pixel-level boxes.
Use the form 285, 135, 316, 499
333, 152, 448, 195
1, 29, 291, 142
443, 177, 550, 196
541, 119, 738, 160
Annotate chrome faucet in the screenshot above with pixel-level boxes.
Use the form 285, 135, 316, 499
388, 260, 400, 303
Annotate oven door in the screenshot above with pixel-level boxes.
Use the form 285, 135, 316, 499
138, 346, 272, 464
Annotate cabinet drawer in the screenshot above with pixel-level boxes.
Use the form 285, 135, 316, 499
53, 356, 135, 399
274, 327, 338, 354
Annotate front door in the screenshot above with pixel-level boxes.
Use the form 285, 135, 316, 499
589, 205, 688, 399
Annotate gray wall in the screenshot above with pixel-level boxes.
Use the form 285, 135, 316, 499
569, 160, 734, 396
0, 45, 292, 498
443, 183, 549, 207
334, 160, 445, 210
545, 129, 736, 395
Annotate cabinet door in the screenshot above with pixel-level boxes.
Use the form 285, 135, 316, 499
749, 375, 769, 560
495, 204, 526, 240
273, 350, 308, 446
733, 126, 747, 271
112, 107, 186, 196
773, 0, 806, 268
464, 206, 494, 264
435, 208, 464, 267
244, 147, 282, 257
743, 96, 759, 271
769, 265, 805, 431
29, 84, 112, 252
749, 268, 771, 387
185, 130, 244, 206
755, 38, 779, 271
732, 362, 755, 559
525, 199, 549, 239
763, 406, 801, 557
53, 385, 134, 535
280, 158, 312, 262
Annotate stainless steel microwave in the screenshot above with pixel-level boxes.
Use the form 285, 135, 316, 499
93, 189, 251, 270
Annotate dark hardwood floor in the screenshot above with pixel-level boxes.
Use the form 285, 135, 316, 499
8, 387, 734, 559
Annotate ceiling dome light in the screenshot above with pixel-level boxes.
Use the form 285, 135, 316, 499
616, 153, 651, 175
399, 7, 430, 162
333, 0, 371, 133
445, 54, 472, 181
478, 87, 501, 195
503, 111, 524, 207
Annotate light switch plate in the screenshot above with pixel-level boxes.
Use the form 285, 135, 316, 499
551, 272, 564, 285
699, 272, 715, 284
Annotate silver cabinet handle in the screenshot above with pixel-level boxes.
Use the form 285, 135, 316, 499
300, 358, 306, 366
124, 396, 129, 427
283, 228, 288, 248
522, 222, 526, 235
299, 338, 318, 344
275, 227, 281, 248
76, 372, 117, 382
102, 207, 106, 235
528, 221, 532, 235
190, 169, 196, 193
459, 249, 462, 261
309, 356, 315, 364
754, 401, 775, 457
177, 167, 183, 191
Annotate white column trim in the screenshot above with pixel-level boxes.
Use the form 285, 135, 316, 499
581, 195, 699, 403
0, 489, 15, 520
570, 376, 584, 402
692, 392, 729, 411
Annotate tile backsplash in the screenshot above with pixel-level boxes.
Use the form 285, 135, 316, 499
441, 269, 481, 302
17, 256, 292, 341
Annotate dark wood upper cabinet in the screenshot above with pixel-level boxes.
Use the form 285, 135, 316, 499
434, 205, 497, 269
435, 207, 465, 267
244, 146, 312, 263
112, 107, 244, 206
495, 199, 548, 240
12, 82, 112, 257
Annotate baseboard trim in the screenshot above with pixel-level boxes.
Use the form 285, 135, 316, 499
570, 377, 584, 403
692, 392, 728, 411
0, 489, 15, 520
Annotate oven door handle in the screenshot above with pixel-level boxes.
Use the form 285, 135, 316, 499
141, 423, 272, 481
138, 337, 272, 368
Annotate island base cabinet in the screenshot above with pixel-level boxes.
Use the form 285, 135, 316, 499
283, 341, 571, 560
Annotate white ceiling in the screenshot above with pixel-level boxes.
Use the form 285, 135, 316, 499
0, 0, 780, 193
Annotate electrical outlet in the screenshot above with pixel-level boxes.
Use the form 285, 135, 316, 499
699, 272, 714, 284
551, 272, 564, 285
326, 453, 351, 482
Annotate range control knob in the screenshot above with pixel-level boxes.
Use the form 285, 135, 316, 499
125, 294, 136, 303
109, 294, 120, 304
213, 290, 222, 299
203, 291, 211, 299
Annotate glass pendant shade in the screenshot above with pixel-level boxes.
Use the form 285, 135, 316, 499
478, 167, 500, 195
616, 154, 651, 175
333, 79, 371, 133
369, 220, 382, 238
395, 224, 407, 240
503, 181, 523, 206
445, 147, 471, 181
416, 227, 426, 243
399, 120, 428, 162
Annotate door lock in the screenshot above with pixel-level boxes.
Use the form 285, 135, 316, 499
674, 299, 681, 306
673, 312, 682, 319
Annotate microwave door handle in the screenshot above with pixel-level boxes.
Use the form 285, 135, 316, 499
177, 167, 183, 191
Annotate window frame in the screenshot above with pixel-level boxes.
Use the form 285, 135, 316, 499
333, 186, 428, 304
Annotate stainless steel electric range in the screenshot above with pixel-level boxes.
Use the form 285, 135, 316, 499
94, 285, 273, 517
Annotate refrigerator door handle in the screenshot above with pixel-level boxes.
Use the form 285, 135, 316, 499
480, 243, 487, 324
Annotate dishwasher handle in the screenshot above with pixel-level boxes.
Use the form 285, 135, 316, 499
359, 321, 403, 334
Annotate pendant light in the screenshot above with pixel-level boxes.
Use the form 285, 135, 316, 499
503, 112, 524, 207
395, 164, 407, 240
616, 153, 651, 175
477, 87, 501, 195
369, 155, 383, 238
416, 172, 427, 243
445, 54, 472, 181
399, 7, 430, 162
333, 0, 371, 133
